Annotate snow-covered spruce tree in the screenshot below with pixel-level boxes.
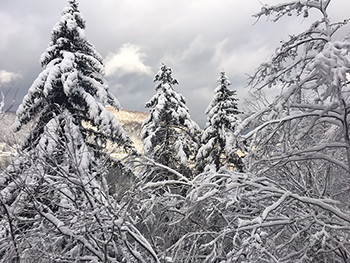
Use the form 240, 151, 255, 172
141, 63, 200, 178
13, 0, 133, 158
0, 1, 148, 262
196, 71, 243, 173
237, 0, 350, 204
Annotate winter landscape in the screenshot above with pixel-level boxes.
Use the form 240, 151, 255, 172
1, 0, 350, 262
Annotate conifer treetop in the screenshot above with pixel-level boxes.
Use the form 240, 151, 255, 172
144, 63, 199, 133
153, 63, 179, 87
205, 71, 240, 128
217, 70, 231, 87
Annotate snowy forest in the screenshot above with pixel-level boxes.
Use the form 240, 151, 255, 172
1, 0, 350, 262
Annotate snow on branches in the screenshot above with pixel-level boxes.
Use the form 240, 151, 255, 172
12, 0, 133, 156
254, 0, 331, 23
0, 1, 138, 261
196, 71, 243, 172
2, 0, 350, 262
124, 157, 350, 262
141, 63, 200, 177
241, 0, 350, 209
309, 40, 350, 101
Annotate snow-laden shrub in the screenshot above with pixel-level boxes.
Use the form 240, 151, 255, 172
124, 156, 350, 262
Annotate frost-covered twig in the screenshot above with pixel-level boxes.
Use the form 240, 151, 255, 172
0, 196, 20, 263
120, 222, 161, 263
34, 201, 105, 261
0, 87, 4, 114
127, 155, 191, 183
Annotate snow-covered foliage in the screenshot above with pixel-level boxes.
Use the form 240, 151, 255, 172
12, 0, 133, 156
196, 71, 243, 172
123, 156, 350, 262
2, 0, 350, 262
0, 120, 156, 262
0, 1, 140, 261
141, 63, 201, 177
239, 0, 350, 204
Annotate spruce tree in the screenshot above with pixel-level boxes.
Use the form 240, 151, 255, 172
196, 71, 243, 172
0, 1, 135, 261
141, 63, 200, 177
13, 0, 133, 158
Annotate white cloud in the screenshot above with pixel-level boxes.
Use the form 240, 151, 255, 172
105, 43, 152, 77
0, 70, 22, 83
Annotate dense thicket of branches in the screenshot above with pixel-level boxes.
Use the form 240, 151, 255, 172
236, 0, 350, 207
124, 156, 350, 262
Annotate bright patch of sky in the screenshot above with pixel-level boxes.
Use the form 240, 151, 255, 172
105, 44, 152, 77
0, 70, 22, 84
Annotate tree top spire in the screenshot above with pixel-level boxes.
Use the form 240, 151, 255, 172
153, 63, 179, 86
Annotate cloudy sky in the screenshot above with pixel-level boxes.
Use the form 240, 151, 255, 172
1, 0, 349, 127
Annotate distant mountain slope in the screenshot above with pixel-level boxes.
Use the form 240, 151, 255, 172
0, 111, 30, 151
0, 107, 148, 167
106, 106, 149, 152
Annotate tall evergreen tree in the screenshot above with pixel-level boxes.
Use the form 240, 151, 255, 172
13, 0, 133, 158
141, 63, 200, 177
196, 71, 243, 172
0, 1, 137, 261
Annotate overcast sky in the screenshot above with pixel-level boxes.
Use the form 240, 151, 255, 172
1, 0, 349, 127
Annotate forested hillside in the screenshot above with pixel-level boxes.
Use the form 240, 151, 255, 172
1, 0, 350, 262
0, 112, 29, 168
